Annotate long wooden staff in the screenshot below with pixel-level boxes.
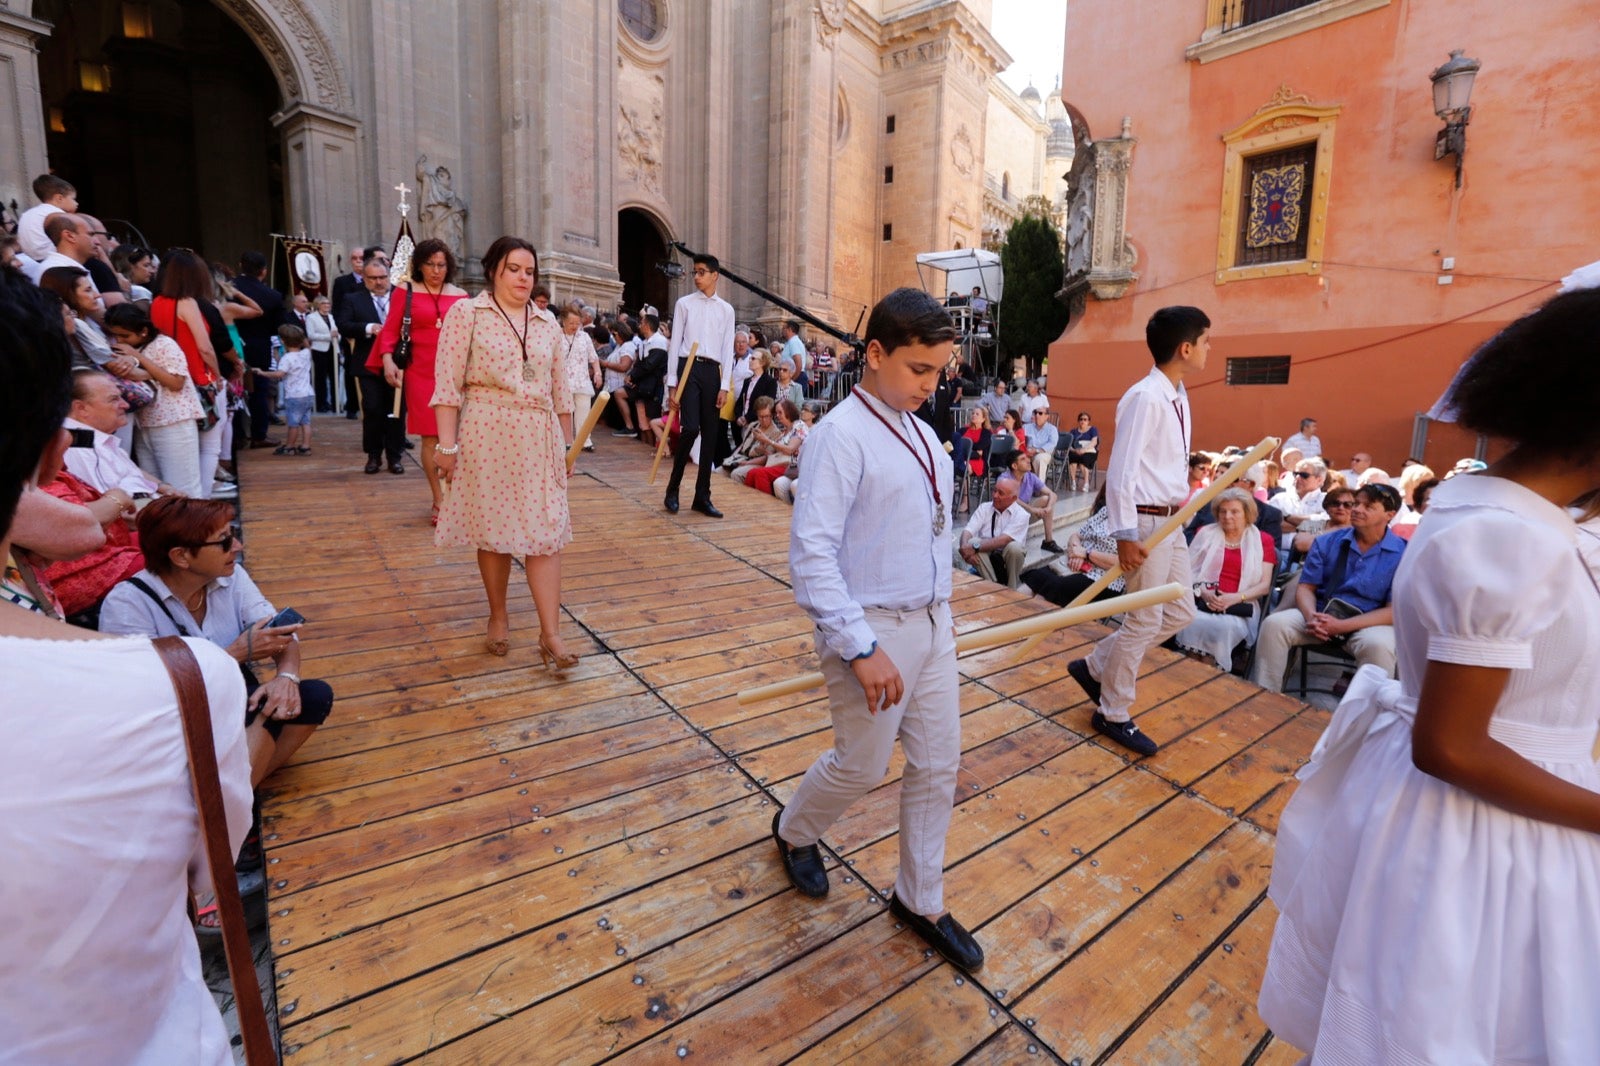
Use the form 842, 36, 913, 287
389, 372, 404, 420
736, 581, 1186, 705
1009, 435, 1280, 662
650, 343, 700, 485
566, 390, 611, 475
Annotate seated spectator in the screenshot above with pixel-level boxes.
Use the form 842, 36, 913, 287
1017, 380, 1048, 422
958, 476, 1029, 589
112, 243, 157, 301
100, 496, 335, 787
31, 469, 147, 626
62, 369, 167, 496
1281, 417, 1322, 462
1020, 486, 1126, 606
603, 321, 640, 436
1187, 462, 1284, 548
1272, 448, 1304, 495
1006, 450, 1063, 554
1256, 459, 1281, 503
623, 326, 668, 445
1357, 466, 1392, 488
775, 358, 805, 409
1182, 451, 1214, 505
725, 396, 780, 477
78, 214, 128, 310
952, 406, 993, 477
991, 409, 1026, 467
773, 403, 824, 504
1276, 455, 1329, 549
737, 399, 807, 495
39, 264, 115, 367
105, 302, 206, 499
1172, 488, 1277, 673
1252, 483, 1405, 693
1393, 463, 1436, 521
1065, 410, 1100, 493
0, 264, 253, 1065
1339, 451, 1374, 487
1025, 405, 1059, 481
1391, 475, 1439, 540
1290, 485, 1355, 557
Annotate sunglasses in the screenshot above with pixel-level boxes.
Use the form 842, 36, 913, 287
1293, 471, 1317, 479
193, 528, 241, 552
1325, 499, 1354, 509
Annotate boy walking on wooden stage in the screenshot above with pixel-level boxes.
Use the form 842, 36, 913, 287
1065, 306, 1210, 756
774, 288, 983, 972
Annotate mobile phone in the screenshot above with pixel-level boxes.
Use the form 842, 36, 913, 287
68, 428, 97, 448
266, 606, 305, 628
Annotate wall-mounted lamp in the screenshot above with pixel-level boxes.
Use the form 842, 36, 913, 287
1430, 49, 1480, 187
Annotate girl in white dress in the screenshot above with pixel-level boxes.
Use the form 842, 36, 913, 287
1260, 287, 1600, 1064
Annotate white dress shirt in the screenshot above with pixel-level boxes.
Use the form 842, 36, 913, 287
790, 388, 954, 661
1017, 393, 1049, 421
604, 336, 638, 393
16, 203, 61, 260
667, 289, 736, 391
1105, 365, 1192, 539
964, 500, 1030, 548
62, 416, 160, 495
1282, 431, 1323, 459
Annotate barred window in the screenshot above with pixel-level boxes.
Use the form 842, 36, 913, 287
1235, 141, 1316, 267
1226, 355, 1291, 386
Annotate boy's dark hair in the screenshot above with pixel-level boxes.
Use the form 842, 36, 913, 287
238, 250, 268, 276
1355, 483, 1401, 514
1300, 417, 1316, 431
784, 319, 801, 334
692, 253, 719, 274
104, 301, 154, 338
363, 244, 387, 261
0, 269, 73, 534
278, 323, 307, 347
1145, 305, 1211, 365
33, 174, 75, 202
1447, 288, 1600, 461
641, 313, 660, 331
863, 287, 957, 355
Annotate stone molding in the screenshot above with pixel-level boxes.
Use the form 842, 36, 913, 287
1186, 0, 1390, 64
213, 0, 350, 111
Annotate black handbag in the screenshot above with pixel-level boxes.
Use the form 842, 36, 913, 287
391, 284, 415, 370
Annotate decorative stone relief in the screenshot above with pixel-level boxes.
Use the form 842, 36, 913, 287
815, 0, 844, 46
415, 154, 469, 261
1086, 127, 1138, 300
212, 0, 348, 110
616, 66, 665, 196
950, 124, 975, 178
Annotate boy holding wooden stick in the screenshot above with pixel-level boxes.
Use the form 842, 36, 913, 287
775, 287, 982, 972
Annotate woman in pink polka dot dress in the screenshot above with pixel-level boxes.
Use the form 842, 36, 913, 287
431, 237, 577, 668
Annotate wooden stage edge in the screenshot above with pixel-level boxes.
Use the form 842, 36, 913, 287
240, 417, 1322, 1066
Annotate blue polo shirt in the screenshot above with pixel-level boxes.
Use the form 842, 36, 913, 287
1301, 526, 1406, 614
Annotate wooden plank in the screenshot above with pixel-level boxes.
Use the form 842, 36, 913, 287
788, 965, 1005, 1064
1189, 710, 1325, 820
958, 1024, 1059, 1065
1253, 1034, 1310, 1065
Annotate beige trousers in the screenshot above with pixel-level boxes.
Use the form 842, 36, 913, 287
1084, 513, 1197, 721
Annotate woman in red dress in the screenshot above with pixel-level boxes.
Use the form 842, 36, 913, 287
372, 239, 468, 524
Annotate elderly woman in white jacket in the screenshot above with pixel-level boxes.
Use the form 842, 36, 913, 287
1173, 487, 1278, 672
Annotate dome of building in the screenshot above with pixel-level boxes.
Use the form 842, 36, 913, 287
1045, 82, 1074, 159
1019, 82, 1042, 110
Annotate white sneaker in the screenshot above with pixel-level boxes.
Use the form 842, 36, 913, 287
214, 469, 237, 483
211, 482, 238, 499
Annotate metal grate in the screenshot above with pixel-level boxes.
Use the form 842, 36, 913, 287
1236, 142, 1316, 266
1226, 355, 1291, 386
1219, 0, 1324, 30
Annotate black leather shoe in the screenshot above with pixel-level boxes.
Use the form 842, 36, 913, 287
1092, 711, 1159, 756
772, 811, 828, 898
388, 460, 405, 475
663, 494, 680, 514
1067, 658, 1102, 706
691, 500, 723, 519
888, 895, 984, 972
364, 456, 382, 474
345, 412, 359, 420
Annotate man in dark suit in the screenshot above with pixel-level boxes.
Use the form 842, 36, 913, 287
336, 258, 405, 474
331, 245, 381, 419
231, 250, 288, 448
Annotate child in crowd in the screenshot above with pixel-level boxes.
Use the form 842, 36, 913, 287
1007, 449, 1063, 554
17, 173, 78, 262
777, 287, 983, 973
260, 324, 314, 455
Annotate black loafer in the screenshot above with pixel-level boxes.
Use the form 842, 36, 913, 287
364, 457, 382, 474
1067, 658, 1102, 706
772, 811, 828, 898
663, 494, 680, 514
1092, 711, 1159, 756
691, 500, 723, 519
888, 895, 984, 972
388, 460, 405, 474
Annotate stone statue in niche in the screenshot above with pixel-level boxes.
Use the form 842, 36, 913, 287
1066, 180, 1093, 277
416, 154, 469, 261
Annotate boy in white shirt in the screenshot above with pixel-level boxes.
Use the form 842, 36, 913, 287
260, 324, 316, 455
778, 287, 983, 973
17, 174, 77, 262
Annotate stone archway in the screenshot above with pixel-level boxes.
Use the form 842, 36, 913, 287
617, 206, 673, 316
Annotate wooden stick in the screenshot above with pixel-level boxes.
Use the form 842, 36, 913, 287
389, 372, 404, 419
735, 581, 1187, 705
566, 390, 610, 475
649, 343, 700, 485
1009, 434, 1281, 661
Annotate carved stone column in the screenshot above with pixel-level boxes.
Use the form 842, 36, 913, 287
272, 102, 362, 248
1087, 128, 1138, 300
0, 5, 51, 212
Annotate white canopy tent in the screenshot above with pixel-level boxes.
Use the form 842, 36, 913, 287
915, 248, 1004, 302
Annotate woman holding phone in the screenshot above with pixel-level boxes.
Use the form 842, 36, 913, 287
100, 495, 335, 786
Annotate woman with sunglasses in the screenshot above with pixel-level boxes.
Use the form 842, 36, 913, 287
100, 496, 335, 787
1065, 411, 1099, 492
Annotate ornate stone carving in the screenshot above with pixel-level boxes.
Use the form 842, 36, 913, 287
950, 124, 975, 178
618, 104, 663, 194
815, 0, 844, 46
1086, 129, 1138, 300
1253, 83, 1313, 116
415, 154, 469, 261
212, 0, 348, 110
1065, 180, 1092, 277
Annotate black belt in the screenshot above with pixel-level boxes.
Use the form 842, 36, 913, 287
1135, 504, 1180, 517
694, 356, 719, 365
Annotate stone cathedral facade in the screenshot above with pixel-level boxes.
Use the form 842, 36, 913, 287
2, 0, 1062, 328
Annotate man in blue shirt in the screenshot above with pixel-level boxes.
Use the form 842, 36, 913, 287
1252, 483, 1406, 692
1025, 405, 1060, 481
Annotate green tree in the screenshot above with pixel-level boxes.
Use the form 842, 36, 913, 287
997, 208, 1069, 382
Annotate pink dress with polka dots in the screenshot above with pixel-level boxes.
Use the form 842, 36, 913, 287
431, 292, 572, 557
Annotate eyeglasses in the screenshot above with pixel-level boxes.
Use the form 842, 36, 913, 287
692, 268, 713, 276
193, 528, 241, 552
1325, 499, 1354, 509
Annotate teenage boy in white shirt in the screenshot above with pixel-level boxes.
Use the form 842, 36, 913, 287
778, 287, 982, 973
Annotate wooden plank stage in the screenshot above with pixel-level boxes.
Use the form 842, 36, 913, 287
239, 418, 1323, 1065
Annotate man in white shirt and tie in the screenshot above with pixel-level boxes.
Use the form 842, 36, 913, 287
1065, 306, 1210, 756
62, 368, 170, 496
663, 253, 736, 517
958, 477, 1030, 589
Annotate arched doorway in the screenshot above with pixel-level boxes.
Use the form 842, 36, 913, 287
34, 0, 284, 262
617, 207, 670, 316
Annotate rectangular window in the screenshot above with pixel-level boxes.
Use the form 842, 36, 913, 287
885, 115, 896, 134
1237, 0, 1322, 27
884, 165, 894, 184
1235, 141, 1316, 267
1226, 355, 1291, 386
882, 223, 893, 242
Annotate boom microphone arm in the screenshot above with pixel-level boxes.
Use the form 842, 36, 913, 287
669, 241, 864, 353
